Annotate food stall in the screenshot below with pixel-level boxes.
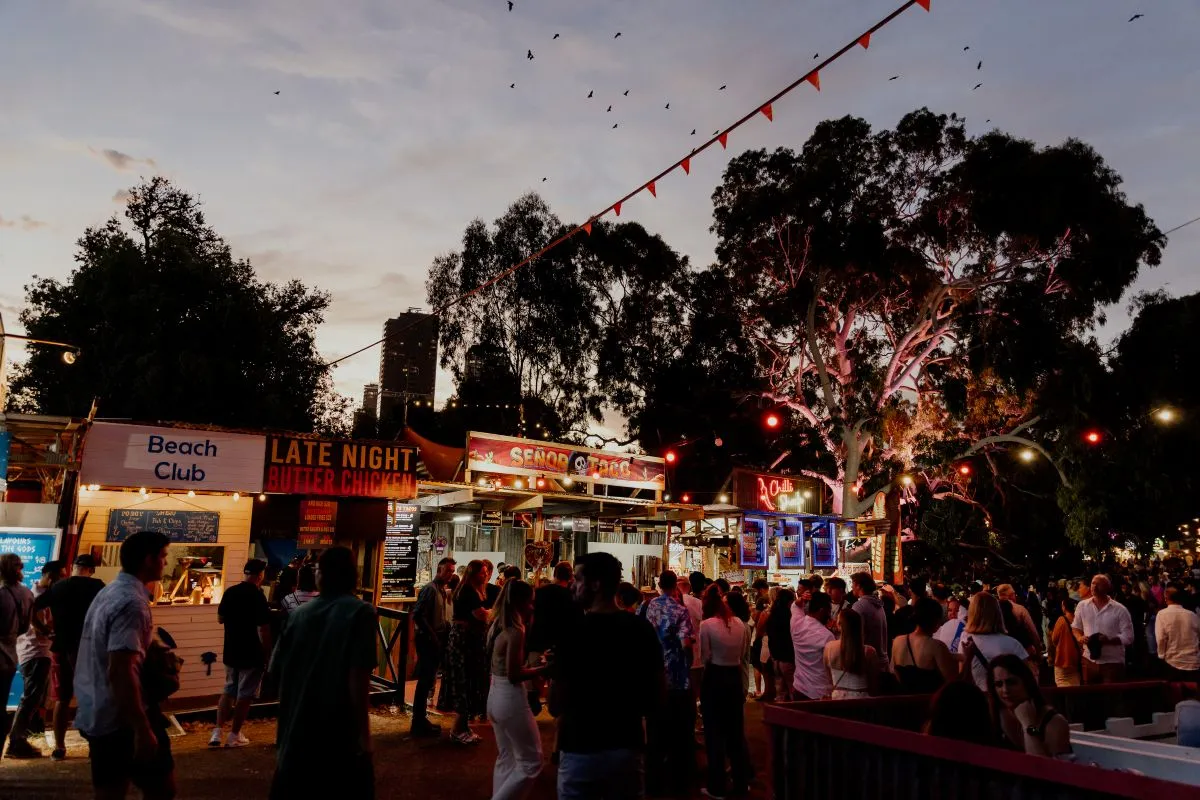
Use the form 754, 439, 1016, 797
76, 422, 266, 701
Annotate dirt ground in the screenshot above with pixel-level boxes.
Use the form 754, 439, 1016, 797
2, 697, 773, 799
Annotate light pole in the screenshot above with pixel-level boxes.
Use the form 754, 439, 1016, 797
0, 311, 82, 410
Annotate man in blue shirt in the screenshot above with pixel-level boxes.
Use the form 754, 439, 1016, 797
75, 530, 173, 800
642, 570, 696, 796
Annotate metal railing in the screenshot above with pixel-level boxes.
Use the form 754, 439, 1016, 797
371, 606, 410, 712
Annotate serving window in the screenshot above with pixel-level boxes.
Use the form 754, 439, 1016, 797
153, 545, 227, 606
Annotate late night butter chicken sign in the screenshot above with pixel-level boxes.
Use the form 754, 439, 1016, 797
264, 437, 417, 499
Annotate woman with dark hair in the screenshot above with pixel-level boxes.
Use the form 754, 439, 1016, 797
764, 588, 797, 701
699, 584, 753, 797
823, 608, 879, 698
281, 564, 318, 615
1050, 597, 1082, 687
988, 654, 1071, 757
616, 582, 643, 613
923, 681, 994, 746
486, 580, 548, 800
447, 560, 490, 744
726, 591, 754, 697
892, 597, 957, 693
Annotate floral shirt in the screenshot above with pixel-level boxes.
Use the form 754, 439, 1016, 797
643, 594, 695, 692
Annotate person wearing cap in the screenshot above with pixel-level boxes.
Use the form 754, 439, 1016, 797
34, 552, 105, 761
6, 560, 65, 758
212, 559, 272, 748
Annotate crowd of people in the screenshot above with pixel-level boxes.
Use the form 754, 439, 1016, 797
3, 539, 1200, 799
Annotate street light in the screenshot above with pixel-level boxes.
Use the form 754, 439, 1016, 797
1019, 448, 1036, 462
1154, 407, 1178, 424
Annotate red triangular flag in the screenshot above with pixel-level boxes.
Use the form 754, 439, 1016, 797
760, 104, 773, 122
647, 181, 657, 198
583, 222, 592, 235
859, 33, 871, 49
916, 0, 930, 10
718, 132, 728, 149
681, 157, 691, 175
807, 72, 821, 91
613, 201, 622, 217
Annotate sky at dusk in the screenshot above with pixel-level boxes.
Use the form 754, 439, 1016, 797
2, 0, 1198, 422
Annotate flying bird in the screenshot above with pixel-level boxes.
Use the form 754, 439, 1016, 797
713, 129, 719, 135
718, 84, 726, 90
985, 119, 992, 123
691, 129, 696, 135
507, 0, 513, 10
973, 82, 983, 90
612, 123, 619, 129
527, 49, 534, 60
273, 90, 280, 95
813, 52, 819, 59
664, 102, 670, 109
614, 32, 622, 38
509, 83, 515, 88
607, 105, 612, 112
963, 46, 970, 51
541, 177, 547, 182
977, 60, 982, 70
587, 89, 594, 98
889, 75, 899, 81
1129, 13, 1143, 22
623, 89, 630, 96
553, 33, 560, 39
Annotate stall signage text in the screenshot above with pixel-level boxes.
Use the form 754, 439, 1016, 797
264, 437, 416, 499
739, 518, 768, 568
733, 469, 820, 514
466, 432, 665, 491
297, 499, 338, 548
81, 423, 265, 492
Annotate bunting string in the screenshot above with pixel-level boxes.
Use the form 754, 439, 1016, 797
326, 0, 931, 369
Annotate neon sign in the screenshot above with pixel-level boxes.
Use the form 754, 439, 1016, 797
733, 469, 822, 513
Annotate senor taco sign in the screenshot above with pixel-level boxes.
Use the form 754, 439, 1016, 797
263, 436, 417, 499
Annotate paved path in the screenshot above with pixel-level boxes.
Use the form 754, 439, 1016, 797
2, 702, 772, 799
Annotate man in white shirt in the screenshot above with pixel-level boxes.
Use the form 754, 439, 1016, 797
1155, 586, 1200, 681
1072, 574, 1133, 684
790, 592, 834, 700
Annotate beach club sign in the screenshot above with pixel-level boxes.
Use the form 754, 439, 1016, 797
80, 422, 265, 493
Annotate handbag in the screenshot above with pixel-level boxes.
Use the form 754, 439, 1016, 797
142, 627, 184, 703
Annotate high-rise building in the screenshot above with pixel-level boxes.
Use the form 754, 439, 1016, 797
361, 383, 380, 416
378, 310, 439, 423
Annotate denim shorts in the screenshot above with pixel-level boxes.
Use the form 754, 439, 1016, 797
224, 666, 263, 701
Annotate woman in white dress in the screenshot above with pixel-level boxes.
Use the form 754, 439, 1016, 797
822, 608, 880, 699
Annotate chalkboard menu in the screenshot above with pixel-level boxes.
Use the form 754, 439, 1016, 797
381, 504, 420, 600
809, 520, 838, 568
106, 509, 220, 543
739, 518, 768, 568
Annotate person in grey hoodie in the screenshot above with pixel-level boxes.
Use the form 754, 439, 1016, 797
850, 572, 890, 670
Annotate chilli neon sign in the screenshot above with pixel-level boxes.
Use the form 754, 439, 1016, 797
757, 476, 811, 512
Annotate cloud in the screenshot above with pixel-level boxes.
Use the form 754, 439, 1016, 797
0, 214, 47, 231
91, 147, 156, 171
112, 188, 134, 204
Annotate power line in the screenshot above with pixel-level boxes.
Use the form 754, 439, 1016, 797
324, 0, 929, 369
1163, 215, 1200, 237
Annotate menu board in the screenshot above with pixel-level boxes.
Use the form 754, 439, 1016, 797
739, 518, 768, 568
381, 504, 420, 600
106, 509, 219, 543
297, 499, 337, 548
809, 519, 838, 568
778, 520, 805, 568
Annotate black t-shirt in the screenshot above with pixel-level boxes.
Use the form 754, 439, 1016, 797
453, 586, 487, 630
556, 610, 664, 754
218, 581, 271, 668
36, 575, 105, 654
485, 582, 500, 609
528, 583, 580, 653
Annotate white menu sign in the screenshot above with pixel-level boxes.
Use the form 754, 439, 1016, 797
81, 422, 265, 493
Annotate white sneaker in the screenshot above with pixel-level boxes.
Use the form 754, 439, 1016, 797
208, 728, 223, 747
225, 732, 250, 748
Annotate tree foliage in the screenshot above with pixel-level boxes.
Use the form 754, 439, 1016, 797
426, 193, 689, 440
708, 109, 1163, 517
10, 177, 347, 433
